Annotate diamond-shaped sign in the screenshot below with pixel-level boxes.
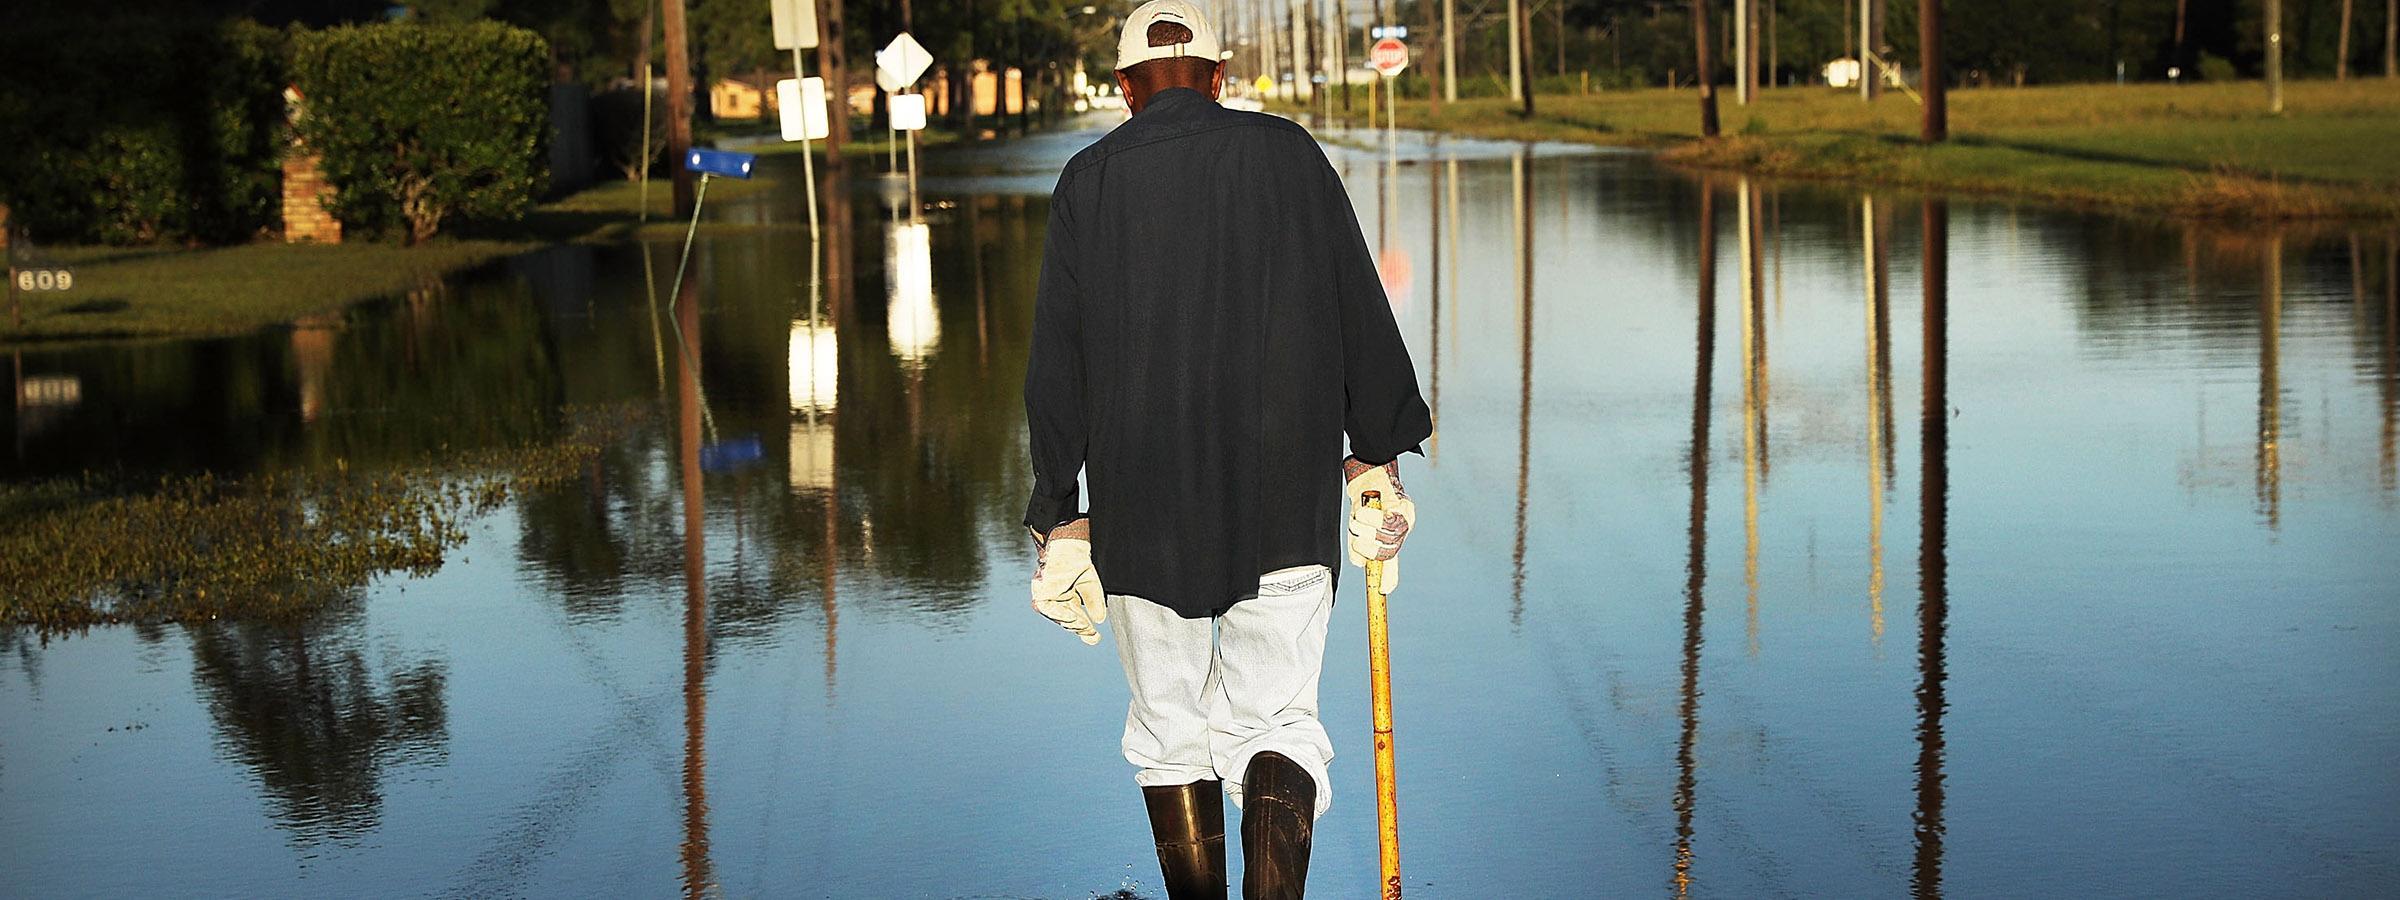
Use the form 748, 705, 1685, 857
876, 33, 934, 89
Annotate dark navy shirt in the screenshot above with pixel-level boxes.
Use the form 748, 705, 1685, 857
1023, 87, 1431, 618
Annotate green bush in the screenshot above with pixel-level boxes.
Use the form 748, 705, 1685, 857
0, 18, 287, 245
291, 22, 550, 244
2198, 53, 2238, 84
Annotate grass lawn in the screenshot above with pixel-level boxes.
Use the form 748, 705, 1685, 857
1325, 79, 2400, 219
4, 164, 798, 346
0, 126, 952, 346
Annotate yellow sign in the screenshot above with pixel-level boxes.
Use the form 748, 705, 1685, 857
1254, 74, 1275, 97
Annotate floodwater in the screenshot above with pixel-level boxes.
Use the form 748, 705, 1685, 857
4, 114, 2397, 898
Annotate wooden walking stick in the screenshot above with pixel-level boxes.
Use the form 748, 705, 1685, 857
1362, 490, 1403, 899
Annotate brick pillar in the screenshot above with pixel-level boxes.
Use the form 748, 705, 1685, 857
281, 152, 342, 244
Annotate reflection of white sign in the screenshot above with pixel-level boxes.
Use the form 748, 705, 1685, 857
771, 0, 818, 50
789, 321, 838, 413
886, 222, 938, 365
890, 93, 927, 131
876, 33, 935, 89
790, 419, 835, 492
778, 77, 830, 141
788, 319, 838, 493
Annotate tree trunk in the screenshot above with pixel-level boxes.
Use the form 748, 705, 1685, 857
664, 0, 695, 216
1745, 0, 1759, 100
2337, 0, 2354, 80
1921, 0, 1944, 142
1694, 0, 1720, 137
817, 0, 849, 160
1427, 0, 1444, 113
1518, 0, 1536, 115
636, 1, 654, 84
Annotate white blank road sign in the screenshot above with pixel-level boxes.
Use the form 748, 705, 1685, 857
772, 0, 818, 49
890, 93, 927, 131
778, 77, 830, 141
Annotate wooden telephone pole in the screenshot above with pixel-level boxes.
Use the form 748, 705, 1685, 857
663, 0, 695, 216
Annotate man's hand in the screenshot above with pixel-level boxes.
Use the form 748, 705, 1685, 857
1030, 520, 1106, 645
1344, 459, 1417, 592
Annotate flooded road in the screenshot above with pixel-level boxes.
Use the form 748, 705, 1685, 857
4, 115, 2397, 898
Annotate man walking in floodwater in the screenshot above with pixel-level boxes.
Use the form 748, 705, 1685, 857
1022, 2, 1431, 897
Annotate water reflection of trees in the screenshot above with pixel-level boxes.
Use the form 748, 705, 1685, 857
185, 602, 447, 845
5, 267, 570, 481
503, 191, 1046, 634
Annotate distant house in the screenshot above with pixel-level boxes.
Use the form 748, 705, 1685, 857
711, 76, 777, 120
715, 74, 904, 123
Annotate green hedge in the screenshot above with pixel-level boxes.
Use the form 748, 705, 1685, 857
291, 22, 550, 244
0, 18, 288, 245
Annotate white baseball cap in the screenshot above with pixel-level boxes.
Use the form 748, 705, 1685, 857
1116, 0, 1222, 71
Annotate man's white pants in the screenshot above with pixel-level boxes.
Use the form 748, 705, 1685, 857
1108, 565, 1336, 818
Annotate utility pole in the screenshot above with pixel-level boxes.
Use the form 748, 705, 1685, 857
1921, 0, 1944, 142
1507, 0, 1523, 106
1442, 0, 1458, 102
1694, 0, 1720, 137
663, 0, 695, 216
2388, 0, 2397, 78
1861, 0, 1882, 100
2266, 0, 2284, 114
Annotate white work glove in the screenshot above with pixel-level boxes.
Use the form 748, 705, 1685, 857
1030, 523, 1106, 645
1344, 458, 1417, 593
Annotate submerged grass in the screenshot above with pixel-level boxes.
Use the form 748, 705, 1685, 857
1329, 80, 2400, 219
0, 405, 645, 629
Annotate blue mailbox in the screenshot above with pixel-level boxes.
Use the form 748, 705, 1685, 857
685, 148, 758, 179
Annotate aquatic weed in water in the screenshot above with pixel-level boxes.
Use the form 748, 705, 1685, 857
0, 404, 647, 629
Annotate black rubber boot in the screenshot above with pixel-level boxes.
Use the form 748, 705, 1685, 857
1240, 752, 1315, 900
1142, 780, 1228, 900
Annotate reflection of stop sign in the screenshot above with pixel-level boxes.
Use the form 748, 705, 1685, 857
1370, 38, 1408, 77
1377, 247, 1413, 310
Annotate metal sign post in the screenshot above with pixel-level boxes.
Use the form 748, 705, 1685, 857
1370, 36, 1407, 156
772, 0, 823, 242
876, 33, 937, 224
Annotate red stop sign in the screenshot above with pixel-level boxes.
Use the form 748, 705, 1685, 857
1370, 37, 1408, 77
